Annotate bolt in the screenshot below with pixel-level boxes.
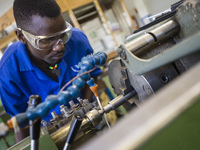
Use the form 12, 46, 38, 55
116, 47, 123, 54
69, 100, 75, 107
142, 85, 152, 95
160, 73, 169, 84
83, 99, 89, 105
77, 97, 83, 104
120, 50, 127, 60
51, 111, 58, 119
41, 120, 47, 126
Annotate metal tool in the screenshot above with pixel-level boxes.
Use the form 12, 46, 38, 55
28, 95, 42, 150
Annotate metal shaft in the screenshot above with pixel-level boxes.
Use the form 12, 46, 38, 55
103, 90, 137, 113
124, 20, 180, 56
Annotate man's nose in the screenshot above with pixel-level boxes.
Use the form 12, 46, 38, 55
53, 39, 64, 51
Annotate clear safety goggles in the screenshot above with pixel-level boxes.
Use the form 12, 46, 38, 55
18, 21, 72, 50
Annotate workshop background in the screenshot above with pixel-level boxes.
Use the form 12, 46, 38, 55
0, 0, 180, 149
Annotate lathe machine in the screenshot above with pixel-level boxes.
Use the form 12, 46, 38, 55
2, 0, 200, 149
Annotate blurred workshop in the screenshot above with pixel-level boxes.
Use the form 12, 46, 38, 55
0, 0, 200, 149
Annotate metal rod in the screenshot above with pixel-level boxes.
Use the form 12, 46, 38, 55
103, 90, 137, 113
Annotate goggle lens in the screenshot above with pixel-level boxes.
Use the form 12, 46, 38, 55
20, 21, 72, 50
38, 31, 71, 49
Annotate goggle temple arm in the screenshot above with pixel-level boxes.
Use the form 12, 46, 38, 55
56, 39, 64, 45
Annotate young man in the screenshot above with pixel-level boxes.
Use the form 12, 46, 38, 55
0, 0, 102, 142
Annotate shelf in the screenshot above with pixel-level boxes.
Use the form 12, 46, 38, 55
0, 31, 17, 50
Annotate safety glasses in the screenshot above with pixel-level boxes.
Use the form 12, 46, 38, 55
18, 21, 72, 50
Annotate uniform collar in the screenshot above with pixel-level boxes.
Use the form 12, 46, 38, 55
17, 42, 71, 81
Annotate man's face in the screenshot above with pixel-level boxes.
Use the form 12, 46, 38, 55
23, 14, 67, 65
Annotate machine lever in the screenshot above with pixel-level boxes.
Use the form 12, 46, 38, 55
63, 115, 83, 150
29, 95, 42, 150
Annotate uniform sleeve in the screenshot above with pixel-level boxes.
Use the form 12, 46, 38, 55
77, 29, 103, 77
0, 78, 28, 117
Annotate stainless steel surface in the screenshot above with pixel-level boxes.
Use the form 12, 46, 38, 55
121, 20, 180, 56
63, 143, 69, 150
85, 109, 102, 127
119, 31, 200, 75
51, 121, 84, 150
108, 58, 134, 96
103, 90, 137, 113
108, 58, 123, 95
126, 30, 146, 42
51, 108, 103, 149
31, 140, 39, 150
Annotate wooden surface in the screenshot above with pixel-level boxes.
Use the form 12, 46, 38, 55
107, 50, 118, 61
65, 0, 93, 10
93, 0, 118, 47
56, 0, 70, 12
0, 7, 14, 31
68, 10, 81, 30
120, 0, 138, 30
0, 31, 17, 50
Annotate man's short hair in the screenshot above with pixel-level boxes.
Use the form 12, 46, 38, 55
13, 0, 61, 30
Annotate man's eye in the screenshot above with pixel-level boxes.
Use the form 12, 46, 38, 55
60, 33, 66, 38
40, 39, 51, 44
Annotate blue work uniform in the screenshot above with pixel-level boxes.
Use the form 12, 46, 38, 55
0, 28, 102, 122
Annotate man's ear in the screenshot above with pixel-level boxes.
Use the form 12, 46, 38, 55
15, 29, 27, 44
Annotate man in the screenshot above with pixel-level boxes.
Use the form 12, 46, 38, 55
0, 0, 102, 142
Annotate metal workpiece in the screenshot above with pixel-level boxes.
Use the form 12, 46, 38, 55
85, 109, 103, 127
51, 121, 84, 150
51, 108, 103, 149
41, 97, 101, 135
103, 91, 137, 113
51, 111, 64, 128
51, 111, 60, 121
119, 31, 200, 75
122, 20, 180, 57
81, 117, 93, 133
126, 30, 146, 43
149, 20, 180, 43
60, 105, 70, 118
